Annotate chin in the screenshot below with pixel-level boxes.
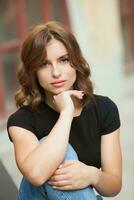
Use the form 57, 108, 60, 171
52, 86, 73, 95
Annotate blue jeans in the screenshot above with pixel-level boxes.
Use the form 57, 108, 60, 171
17, 140, 103, 200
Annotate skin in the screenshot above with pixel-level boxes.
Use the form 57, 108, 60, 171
37, 39, 77, 110
48, 129, 122, 197
9, 39, 122, 197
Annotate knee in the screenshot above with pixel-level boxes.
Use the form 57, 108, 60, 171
64, 144, 78, 160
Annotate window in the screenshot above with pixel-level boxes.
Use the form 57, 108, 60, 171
120, 0, 134, 74
0, 0, 70, 124
0, 0, 18, 42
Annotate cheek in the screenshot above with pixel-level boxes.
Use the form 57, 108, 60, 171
68, 68, 76, 82
37, 71, 48, 87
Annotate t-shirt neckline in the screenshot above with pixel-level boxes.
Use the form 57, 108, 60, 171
44, 101, 87, 119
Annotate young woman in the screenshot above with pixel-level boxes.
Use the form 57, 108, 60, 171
7, 21, 122, 200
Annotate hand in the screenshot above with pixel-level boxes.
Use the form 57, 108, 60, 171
53, 90, 84, 114
48, 160, 99, 190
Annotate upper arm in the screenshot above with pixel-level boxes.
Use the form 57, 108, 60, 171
101, 128, 122, 178
9, 126, 39, 173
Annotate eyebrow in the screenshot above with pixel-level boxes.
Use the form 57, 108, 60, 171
45, 54, 69, 62
43, 54, 69, 65
58, 54, 69, 60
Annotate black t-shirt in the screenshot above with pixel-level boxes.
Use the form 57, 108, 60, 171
7, 94, 120, 169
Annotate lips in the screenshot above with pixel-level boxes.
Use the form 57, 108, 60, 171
51, 80, 66, 87
51, 80, 66, 84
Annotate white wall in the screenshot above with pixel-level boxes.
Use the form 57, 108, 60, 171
67, 1, 134, 199
67, 0, 134, 101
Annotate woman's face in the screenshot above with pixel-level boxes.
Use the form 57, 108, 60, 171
37, 39, 76, 98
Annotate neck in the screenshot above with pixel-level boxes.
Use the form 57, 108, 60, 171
45, 92, 55, 108
45, 92, 82, 111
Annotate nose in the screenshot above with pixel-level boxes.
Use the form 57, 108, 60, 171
52, 65, 61, 78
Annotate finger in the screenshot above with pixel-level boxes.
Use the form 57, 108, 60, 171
52, 185, 74, 190
59, 160, 75, 168
53, 168, 68, 175
67, 90, 84, 98
53, 160, 76, 175
49, 174, 68, 182
50, 180, 70, 187
54, 164, 74, 175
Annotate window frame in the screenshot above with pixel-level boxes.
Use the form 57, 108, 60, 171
0, 0, 70, 120
120, 0, 134, 74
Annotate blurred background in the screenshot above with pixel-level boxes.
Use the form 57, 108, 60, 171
0, 0, 134, 199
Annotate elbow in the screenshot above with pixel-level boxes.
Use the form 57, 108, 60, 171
18, 161, 57, 186
106, 178, 122, 197
96, 176, 122, 198
113, 177, 122, 196
20, 165, 48, 186
101, 185, 122, 198
108, 187, 122, 197
30, 177, 47, 186
24, 171, 48, 186
113, 182, 122, 196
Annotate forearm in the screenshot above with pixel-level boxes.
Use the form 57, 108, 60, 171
92, 168, 122, 197
22, 111, 73, 185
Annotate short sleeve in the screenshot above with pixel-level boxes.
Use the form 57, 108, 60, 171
7, 106, 36, 142
97, 96, 121, 135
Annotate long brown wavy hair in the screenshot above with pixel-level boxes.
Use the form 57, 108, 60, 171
15, 21, 94, 111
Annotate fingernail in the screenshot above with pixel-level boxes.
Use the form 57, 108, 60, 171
52, 186, 57, 189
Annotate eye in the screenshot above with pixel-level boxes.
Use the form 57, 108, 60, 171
40, 61, 50, 68
60, 57, 70, 64
43, 61, 49, 66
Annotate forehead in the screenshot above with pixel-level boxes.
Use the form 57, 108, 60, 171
46, 39, 67, 59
